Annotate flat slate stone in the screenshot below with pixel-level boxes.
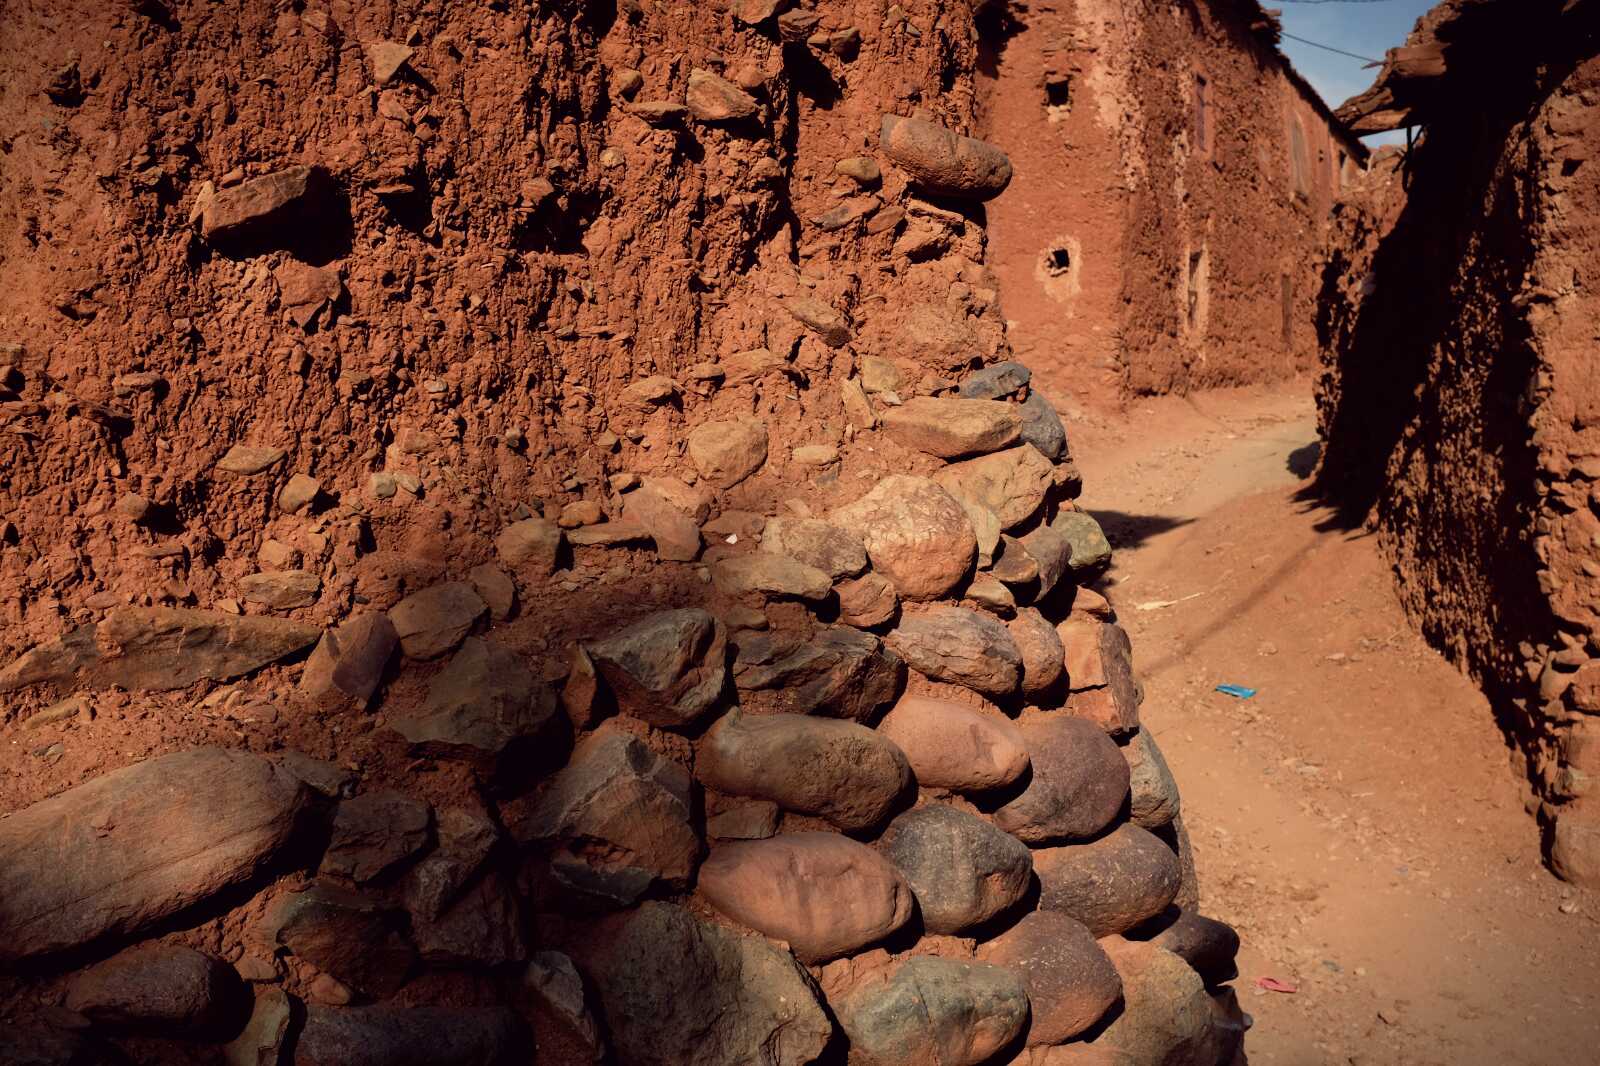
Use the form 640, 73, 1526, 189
201, 165, 328, 244
321, 790, 433, 884
959, 361, 1031, 400
0, 608, 320, 694
265, 883, 414, 998
1125, 729, 1181, 829
1019, 391, 1069, 461
698, 710, 911, 832
389, 582, 487, 660
880, 397, 1022, 459
298, 612, 397, 711
699, 832, 913, 962
759, 517, 868, 580
0, 748, 312, 962
711, 553, 832, 602
731, 626, 903, 721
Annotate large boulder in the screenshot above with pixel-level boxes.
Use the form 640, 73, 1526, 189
732, 627, 904, 721
698, 710, 911, 831
699, 833, 913, 961
65, 944, 245, 1036
880, 397, 1022, 458
879, 115, 1013, 200
834, 956, 1029, 1066
1034, 825, 1182, 937
0, 608, 320, 694
584, 902, 833, 1066
0, 748, 312, 962
878, 805, 1032, 933
886, 605, 1022, 697
992, 716, 1130, 843
293, 1004, 526, 1066
876, 694, 1029, 792
509, 732, 700, 902
1094, 938, 1232, 1066
831, 476, 976, 601
976, 912, 1121, 1045
934, 445, 1055, 530
584, 609, 728, 729
387, 638, 563, 778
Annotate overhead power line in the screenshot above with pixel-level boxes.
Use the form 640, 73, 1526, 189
1279, 31, 1384, 64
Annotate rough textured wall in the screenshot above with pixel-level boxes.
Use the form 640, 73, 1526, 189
0, 1, 1247, 1063
978, 0, 1359, 404
1315, 1, 1600, 885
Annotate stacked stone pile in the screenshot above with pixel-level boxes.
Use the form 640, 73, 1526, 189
0, 332, 1244, 1064
0, 2, 1242, 1063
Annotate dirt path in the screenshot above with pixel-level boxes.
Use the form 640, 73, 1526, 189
1071, 383, 1600, 1065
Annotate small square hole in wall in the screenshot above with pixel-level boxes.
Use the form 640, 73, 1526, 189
1044, 73, 1071, 108
1045, 246, 1072, 275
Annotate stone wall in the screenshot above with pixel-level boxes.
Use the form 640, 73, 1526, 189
978, 0, 1365, 406
1313, 0, 1600, 886
0, 0, 1244, 1063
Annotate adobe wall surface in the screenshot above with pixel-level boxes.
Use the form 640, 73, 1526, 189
978, 0, 1360, 405
1314, 0, 1600, 885
0, 1, 1245, 1063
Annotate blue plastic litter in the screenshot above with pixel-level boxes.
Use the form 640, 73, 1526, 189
1215, 684, 1257, 699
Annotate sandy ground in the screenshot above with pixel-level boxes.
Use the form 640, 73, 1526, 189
1070, 382, 1600, 1066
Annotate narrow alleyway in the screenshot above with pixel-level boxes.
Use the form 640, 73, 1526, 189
1072, 383, 1600, 1065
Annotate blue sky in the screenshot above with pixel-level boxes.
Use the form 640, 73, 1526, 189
1274, 0, 1438, 144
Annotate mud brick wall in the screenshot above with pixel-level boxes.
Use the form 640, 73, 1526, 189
0, 1, 1242, 1063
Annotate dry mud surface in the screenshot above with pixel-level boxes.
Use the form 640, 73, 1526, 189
1074, 383, 1600, 1066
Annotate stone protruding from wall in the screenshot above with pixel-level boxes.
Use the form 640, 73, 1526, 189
0, 0, 1241, 1062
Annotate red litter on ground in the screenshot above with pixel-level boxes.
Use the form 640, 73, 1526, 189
1256, 976, 1299, 994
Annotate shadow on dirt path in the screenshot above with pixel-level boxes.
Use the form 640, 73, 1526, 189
1072, 382, 1600, 1066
